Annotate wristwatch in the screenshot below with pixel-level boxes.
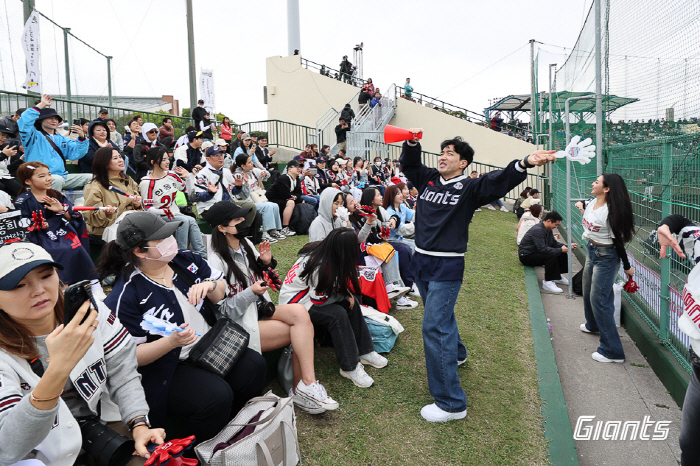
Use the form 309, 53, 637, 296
128, 415, 151, 431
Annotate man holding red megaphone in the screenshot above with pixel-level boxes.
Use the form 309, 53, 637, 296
400, 128, 556, 423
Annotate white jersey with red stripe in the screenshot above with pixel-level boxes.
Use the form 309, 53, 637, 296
278, 256, 329, 310
139, 171, 189, 216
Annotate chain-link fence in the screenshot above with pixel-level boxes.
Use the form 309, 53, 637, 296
546, 0, 700, 373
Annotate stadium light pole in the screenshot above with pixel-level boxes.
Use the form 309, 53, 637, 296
594, 0, 603, 176
186, 0, 198, 117
529, 39, 536, 146
564, 95, 595, 299
549, 64, 556, 151
287, 0, 301, 56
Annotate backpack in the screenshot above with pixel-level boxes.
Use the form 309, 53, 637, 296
289, 203, 315, 235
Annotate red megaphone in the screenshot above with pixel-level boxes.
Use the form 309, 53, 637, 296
383, 125, 423, 144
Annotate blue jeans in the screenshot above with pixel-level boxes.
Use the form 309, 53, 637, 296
255, 202, 282, 232
389, 241, 414, 288
170, 214, 206, 258
414, 277, 468, 412
582, 242, 624, 359
301, 195, 320, 213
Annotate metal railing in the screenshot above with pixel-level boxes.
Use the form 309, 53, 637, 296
347, 84, 397, 159
301, 58, 367, 88
236, 120, 316, 152
395, 86, 530, 138
0, 90, 192, 140
551, 132, 700, 374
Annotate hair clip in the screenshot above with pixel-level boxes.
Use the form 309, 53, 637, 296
27, 165, 36, 170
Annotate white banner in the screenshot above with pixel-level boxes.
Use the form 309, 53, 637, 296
21, 11, 41, 94
199, 69, 215, 115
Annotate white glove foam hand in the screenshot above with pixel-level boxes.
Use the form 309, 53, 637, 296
554, 135, 596, 164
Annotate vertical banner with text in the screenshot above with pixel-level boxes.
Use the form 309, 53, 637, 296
21, 11, 41, 94
199, 69, 215, 116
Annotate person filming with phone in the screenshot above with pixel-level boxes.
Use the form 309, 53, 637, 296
0, 242, 165, 465
18, 94, 92, 191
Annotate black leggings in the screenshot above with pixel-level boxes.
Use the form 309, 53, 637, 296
309, 300, 375, 371
165, 348, 267, 443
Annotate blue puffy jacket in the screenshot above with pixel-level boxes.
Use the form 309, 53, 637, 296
18, 107, 89, 178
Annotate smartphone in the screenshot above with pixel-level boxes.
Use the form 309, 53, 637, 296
309, 168, 317, 175
63, 280, 98, 325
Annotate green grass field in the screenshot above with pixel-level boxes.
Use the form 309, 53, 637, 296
266, 210, 547, 466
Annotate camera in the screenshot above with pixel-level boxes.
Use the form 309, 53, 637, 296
256, 295, 275, 318
79, 419, 135, 466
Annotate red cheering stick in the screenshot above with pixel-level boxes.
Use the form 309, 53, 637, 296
144, 436, 197, 466
28, 211, 45, 231
108, 186, 134, 198
262, 268, 282, 292
623, 277, 639, 293
380, 225, 391, 239
357, 205, 376, 217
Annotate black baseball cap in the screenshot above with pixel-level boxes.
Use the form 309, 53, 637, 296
98, 108, 109, 114
287, 160, 300, 169
115, 212, 182, 250
205, 201, 252, 229
530, 189, 540, 194
0, 123, 13, 134
187, 130, 203, 141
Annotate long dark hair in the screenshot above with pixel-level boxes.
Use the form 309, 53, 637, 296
299, 228, 361, 300
16, 161, 63, 199
145, 146, 169, 170
92, 147, 126, 188
210, 228, 264, 287
602, 173, 635, 243
359, 187, 385, 221
96, 239, 148, 280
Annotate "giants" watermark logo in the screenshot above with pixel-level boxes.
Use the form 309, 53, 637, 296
573, 415, 671, 441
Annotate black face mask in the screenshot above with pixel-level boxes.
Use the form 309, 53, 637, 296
233, 222, 250, 239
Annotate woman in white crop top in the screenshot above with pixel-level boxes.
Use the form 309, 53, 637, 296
575, 174, 635, 364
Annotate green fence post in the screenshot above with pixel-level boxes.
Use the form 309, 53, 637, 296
659, 141, 673, 343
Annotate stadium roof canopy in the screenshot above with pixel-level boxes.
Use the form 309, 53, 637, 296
485, 91, 638, 115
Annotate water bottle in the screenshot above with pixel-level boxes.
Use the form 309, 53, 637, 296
547, 318, 553, 340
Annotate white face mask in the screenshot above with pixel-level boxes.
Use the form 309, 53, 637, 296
375, 162, 382, 167
144, 236, 178, 262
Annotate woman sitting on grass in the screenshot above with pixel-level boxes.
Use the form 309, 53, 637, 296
278, 228, 388, 389
205, 201, 338, 414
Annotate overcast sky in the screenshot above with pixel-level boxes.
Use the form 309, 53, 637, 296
1, 0, 592, 123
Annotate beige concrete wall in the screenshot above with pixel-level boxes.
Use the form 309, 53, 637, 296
391, 98, 536, 168
266, 55, 360, 128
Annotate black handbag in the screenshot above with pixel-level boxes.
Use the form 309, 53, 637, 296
186, 316, 250, 378
169, 262, 250, 378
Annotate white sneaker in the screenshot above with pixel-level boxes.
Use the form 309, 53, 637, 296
457, 357, 468, 366
487, 205, 497, 210
339, 362, 374, 388
409, 283, 421, 299
395, 296, 419, 309
290, 387, 326, 414
281, 227, 296, 236
261, 232, 278, 243
386, 284, 410, 300
420, 403, 467, 423
591, 352, 624, 363
293, 380, 339, 412
269, 230, 286, 240
500, 206, 508, 212
553, 275, 569, 285
475, 208, 482, 212
580, 323, 598, 334
542, 281, 563, 294
360, 351, 388, 368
